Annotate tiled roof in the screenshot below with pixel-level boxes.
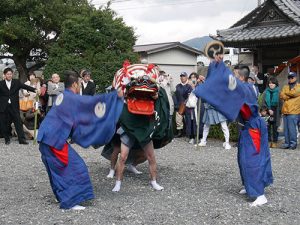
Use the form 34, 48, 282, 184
133, 42, 178, 53
134, 42, 201, 55
216, 0, 300, 45
220, 24, 300, 42
294, 0, 300, 7
275, 0, 300, 24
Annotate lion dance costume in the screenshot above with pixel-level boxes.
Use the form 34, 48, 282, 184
102, 61, 173, 166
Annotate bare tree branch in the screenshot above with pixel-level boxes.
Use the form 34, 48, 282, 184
27, 61, 46, 71
0, 55, 14, 60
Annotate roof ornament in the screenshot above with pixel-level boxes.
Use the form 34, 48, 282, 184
269, 9, 275, 18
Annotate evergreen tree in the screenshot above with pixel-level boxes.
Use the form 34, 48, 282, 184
0, 0, 137, 86
44, 6, 138, 92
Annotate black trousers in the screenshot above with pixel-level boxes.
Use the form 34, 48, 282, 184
268, 121, 278, 142
0, 104, 25, 141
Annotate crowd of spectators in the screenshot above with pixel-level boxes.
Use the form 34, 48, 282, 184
1, 64, 299, 149
0, 69, 96, 144
172, 64, 300, 150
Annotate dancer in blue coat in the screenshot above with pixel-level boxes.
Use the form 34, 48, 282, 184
238, 102, 273, 206
37, 71, 123, 210
194, 44, 273, 207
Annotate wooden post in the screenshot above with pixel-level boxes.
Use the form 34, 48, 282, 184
297, 62, 300, 79
33, 94, 39, 145
195, 97, 202, 150
258, 48, 263, 73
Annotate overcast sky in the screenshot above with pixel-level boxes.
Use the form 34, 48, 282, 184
91, 0, 260, 44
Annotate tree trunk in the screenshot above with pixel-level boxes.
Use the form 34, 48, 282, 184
13, 56, 28, 83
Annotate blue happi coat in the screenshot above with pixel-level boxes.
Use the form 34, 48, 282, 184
194, 60, 273, 198
194, 61, 245, 121
238, 103, 273, 197
37, 89, 123, 209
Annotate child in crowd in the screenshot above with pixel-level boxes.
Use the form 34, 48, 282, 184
197, 103, 231, 150
260, 106, 270, 123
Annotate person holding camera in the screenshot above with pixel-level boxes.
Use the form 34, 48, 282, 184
185, 72, 199, 144
251, 65, 268, 94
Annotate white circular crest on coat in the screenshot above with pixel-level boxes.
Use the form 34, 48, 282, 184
55, 94, 64, 106
228, 74, 237, 91
95, 102, 106, 118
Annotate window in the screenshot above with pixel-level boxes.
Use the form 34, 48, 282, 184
233, 49, 239, 54
224, 49, 230, 54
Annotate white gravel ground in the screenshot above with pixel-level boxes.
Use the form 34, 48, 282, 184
0, 137, 299, 225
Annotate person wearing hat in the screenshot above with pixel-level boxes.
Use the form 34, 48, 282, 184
280, 72, 300, 149
194, 51, 273, 206
174, 72, 193, 137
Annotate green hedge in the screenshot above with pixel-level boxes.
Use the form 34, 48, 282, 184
172, 111, 239, 142
207, 122, 239, 142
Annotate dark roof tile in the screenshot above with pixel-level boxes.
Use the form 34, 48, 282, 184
218, 25, 300, 42
217, 0, 300, 43
133, 42, 201, 55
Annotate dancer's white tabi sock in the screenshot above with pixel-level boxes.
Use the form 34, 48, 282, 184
107, 169, 115, 178
150, 180, 164, 191
250, 195, 267, 207
127, 164, 142, 174
71, 205, 86, 210
239, 188, 247, 194
223, 142, 231, 150
112, 180, 121, 192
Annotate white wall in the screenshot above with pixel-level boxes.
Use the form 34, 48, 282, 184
140, 47, 198, 85
148, 48, 197, 65
146, 48, 198, 85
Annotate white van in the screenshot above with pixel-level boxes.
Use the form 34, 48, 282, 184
197, 47, 239, 66
223, 48, 239, 66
